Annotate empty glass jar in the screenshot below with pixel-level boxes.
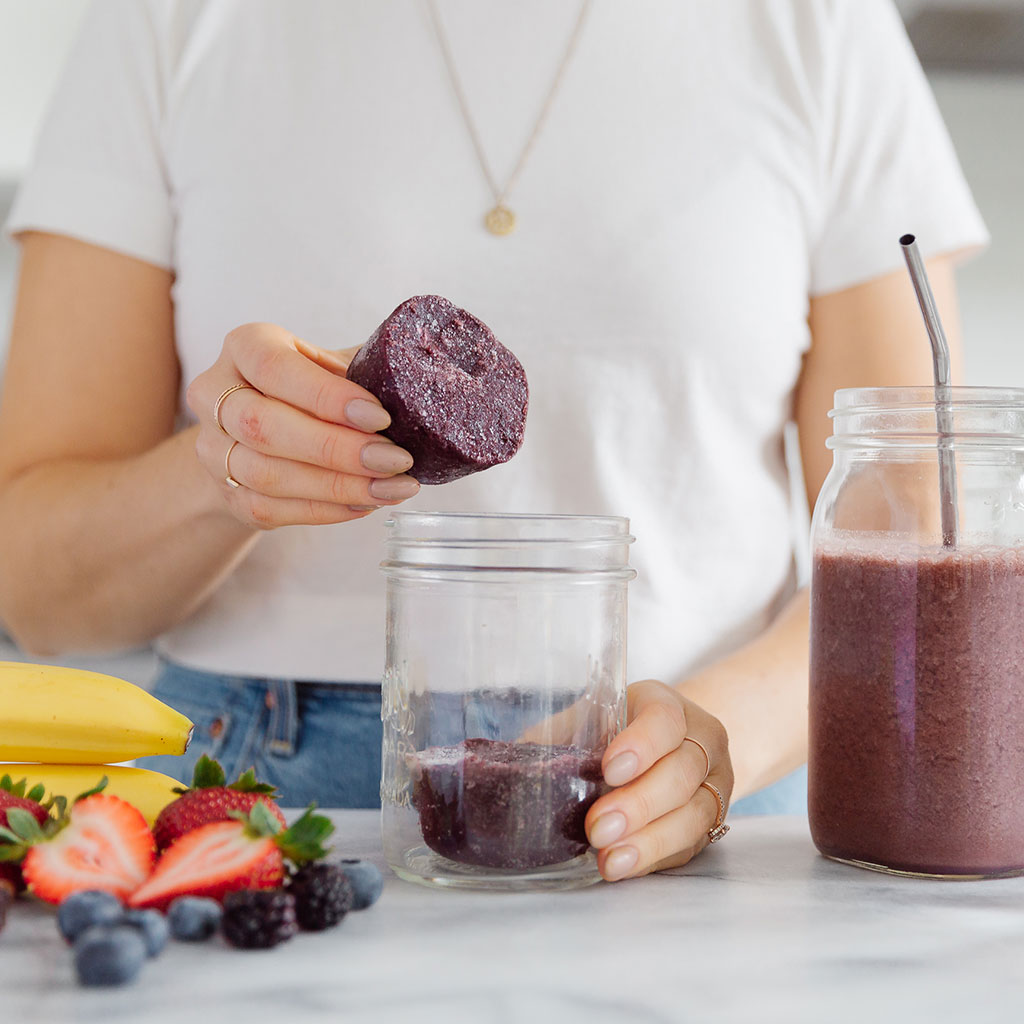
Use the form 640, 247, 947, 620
380, 511, 635, 891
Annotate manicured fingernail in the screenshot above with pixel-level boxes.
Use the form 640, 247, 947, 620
604, 752, 639, 787
589, 812, 627, 848
604, 846, 638, 881
361, 442, 413, 474
346, 399, 391, 432
369, 475, 420, 501
348, 505, 380, 512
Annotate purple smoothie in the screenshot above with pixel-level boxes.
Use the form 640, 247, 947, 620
809, 538, 1024, 876
411, 739, 605, 870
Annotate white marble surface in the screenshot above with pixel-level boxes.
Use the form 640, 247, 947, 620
2, 812, 1023, 1024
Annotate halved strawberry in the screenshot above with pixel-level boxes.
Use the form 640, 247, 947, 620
130, 804, 333, 912
20, 794, 156, 905
154, 755, 286, 852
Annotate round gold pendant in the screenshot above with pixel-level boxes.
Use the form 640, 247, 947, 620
484, 205, 517, 236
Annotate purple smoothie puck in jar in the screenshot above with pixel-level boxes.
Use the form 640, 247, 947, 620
411, 738, 605, 871
346, 295, 528, 484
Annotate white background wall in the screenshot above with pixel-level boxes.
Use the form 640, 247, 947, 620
0, 0, 90, 180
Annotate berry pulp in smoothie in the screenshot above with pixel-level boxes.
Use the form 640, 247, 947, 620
809, 538, 1024, 876
411, 738, 605, 870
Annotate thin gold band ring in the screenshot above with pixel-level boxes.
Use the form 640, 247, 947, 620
683, 736, 711, 782
224, 441, 242, 488
213, 382, 257, 435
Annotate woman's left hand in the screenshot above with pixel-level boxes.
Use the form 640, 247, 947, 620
586, 680, 733, 880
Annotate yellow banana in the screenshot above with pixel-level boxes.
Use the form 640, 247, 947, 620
0, 764, 182, 824
0, 662, 193, 763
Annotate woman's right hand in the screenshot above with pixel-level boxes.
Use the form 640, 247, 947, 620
187, 322, 419, 529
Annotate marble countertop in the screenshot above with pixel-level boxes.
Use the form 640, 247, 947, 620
2, 812, 1023, 1024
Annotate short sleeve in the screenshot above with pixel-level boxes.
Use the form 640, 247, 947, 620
4, 0, 173, 270
809, 0, 988, 296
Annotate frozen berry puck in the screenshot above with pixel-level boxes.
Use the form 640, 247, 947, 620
347, 295, 528, 485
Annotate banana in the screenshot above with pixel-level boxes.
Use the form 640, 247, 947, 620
0, 764, 182, 824
0, 662, 193, 763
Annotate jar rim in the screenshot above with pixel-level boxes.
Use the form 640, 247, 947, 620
832, 385, 1024, 416
384, 510, 634, 545
828, 386, 1024, 451
381, 511, 635, 576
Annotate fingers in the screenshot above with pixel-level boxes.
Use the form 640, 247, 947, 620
189, 326, 389, 434
586, 738, 710, 848
213, 440, 416, 507
596, 778, 728, 881
586, 684, 733, 881
211, 387, 409, 480
600, 680, 689, 786
224, 323, 383, 426
186, 323, 423, 530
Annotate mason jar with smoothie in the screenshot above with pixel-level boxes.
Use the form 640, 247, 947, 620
808, 385, 1024, 878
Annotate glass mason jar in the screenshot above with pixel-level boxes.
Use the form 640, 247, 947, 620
809, 387, 1024, 878
380, 511, 635, 891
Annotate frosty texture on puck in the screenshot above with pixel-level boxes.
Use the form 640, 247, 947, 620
347, 295, 528, 484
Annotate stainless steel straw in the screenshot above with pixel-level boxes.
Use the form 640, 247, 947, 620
900, 234, 959, 548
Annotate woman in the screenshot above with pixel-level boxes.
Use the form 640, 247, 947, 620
0, 0, 985, 881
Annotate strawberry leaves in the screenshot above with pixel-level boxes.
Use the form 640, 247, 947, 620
228, 803, 334, 866
275, 806, 334, 866
1, 773, 67, 820
228, 768, 277, 796
173, 755, 278, 797
191, 754, 227, 790
0, 806, 60, 863
0, 775, 46, 804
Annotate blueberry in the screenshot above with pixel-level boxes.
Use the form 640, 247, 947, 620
167, 896, 222, 941
57, 890, 124, 944
121, 908, 170, 957
74, 925, 147, 987
338, 860, 383, 910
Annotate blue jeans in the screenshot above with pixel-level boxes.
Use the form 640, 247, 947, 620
139, 660, 807, 813
138, 660, 383, 808
731, 764, 807, 816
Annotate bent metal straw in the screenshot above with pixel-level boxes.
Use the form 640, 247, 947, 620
900, 234, 960, 549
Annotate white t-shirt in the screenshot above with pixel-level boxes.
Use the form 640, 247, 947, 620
7, 0, 986, 683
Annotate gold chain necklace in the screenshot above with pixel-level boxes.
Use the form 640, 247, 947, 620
426, 0, 592, 236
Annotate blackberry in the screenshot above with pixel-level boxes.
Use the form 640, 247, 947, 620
288, 863, 353, 931
221, 889, 297, 949
0, 879, 12, 933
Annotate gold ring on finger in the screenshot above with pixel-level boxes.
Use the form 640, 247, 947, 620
683, 736, 711, 782
225, 440, 242, 488
700, 780, 730, 843
214, 382, 258, 435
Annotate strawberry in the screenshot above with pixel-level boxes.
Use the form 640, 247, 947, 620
0, 774, 61, 893
154, 755, 286, 851
0, 776, 52, 829
129, 803, 333, 912
18, 790, 156, 905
